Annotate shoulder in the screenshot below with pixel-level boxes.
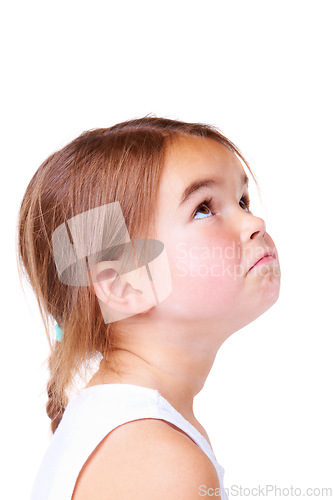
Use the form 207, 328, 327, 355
72, 418, 221, 500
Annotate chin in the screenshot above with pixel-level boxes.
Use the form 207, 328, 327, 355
248, 280, 281, 324
259, 278, 281, 313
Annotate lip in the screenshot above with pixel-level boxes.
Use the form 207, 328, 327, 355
248, 250, 276, 273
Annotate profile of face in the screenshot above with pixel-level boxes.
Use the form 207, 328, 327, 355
91, 135, 281, 341
150, 135, 281, 338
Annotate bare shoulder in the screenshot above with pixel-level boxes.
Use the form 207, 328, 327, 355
72, 418, 221, 500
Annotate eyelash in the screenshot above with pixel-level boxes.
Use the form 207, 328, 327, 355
192, 194, 251, 219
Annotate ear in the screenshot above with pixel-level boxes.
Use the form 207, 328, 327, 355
90, 260, 157, 320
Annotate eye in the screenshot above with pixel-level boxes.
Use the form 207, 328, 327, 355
240, 193, 251, 213
193, 197, 214, 220
193, 194, 252, 220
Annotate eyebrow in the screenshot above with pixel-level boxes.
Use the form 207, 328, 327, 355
178, 173, 249, 208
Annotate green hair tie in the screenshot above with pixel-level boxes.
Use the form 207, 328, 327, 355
55, 324, 63, 342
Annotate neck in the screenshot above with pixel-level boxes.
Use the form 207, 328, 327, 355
89, 317, 226, 424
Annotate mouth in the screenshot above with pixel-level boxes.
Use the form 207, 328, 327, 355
248, 251, 276, 273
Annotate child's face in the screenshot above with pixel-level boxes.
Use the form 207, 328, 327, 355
153, 135, 281, 338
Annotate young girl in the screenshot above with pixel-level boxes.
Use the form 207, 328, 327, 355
17, 116, 281, 500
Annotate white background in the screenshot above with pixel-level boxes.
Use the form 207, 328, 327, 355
1, 1, 332, 498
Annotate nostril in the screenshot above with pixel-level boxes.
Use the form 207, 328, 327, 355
250, 230, 261, 239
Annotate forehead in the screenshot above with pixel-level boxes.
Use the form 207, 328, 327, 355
159, 135, 246, 198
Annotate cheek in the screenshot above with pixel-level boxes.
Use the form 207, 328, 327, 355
165, 236, 243, 315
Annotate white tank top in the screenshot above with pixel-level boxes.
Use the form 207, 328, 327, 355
31, 383, 228, 499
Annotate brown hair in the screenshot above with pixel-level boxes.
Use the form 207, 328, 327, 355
16, 116, 257, 433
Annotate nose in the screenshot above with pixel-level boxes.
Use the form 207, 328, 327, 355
241, 213, 266, 242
